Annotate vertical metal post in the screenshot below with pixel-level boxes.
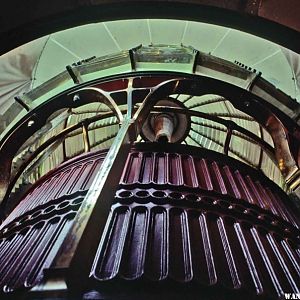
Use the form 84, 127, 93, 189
223, 126, 232, 155
30, 78, 184, 296
31, 83, 137, 296
62, 116, 69, 161
32, 118, 135, 295
258, 125, 264, 170
126, 78, 134, 119
82, 123, 91, 152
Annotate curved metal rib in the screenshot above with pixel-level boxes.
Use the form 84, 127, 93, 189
72, 87, 124, 123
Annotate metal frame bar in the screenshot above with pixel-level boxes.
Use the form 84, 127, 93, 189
258, 125, 264, 170
35, 116, 136, 296
14, 96, 31, 112
0, 110, 126, 215
190, 127, 257, 168
70, 87, 124, 122
182, 94, 194, 104
1, 74, 298, 297
70, 132, 117, 158
3, 74, 294, 218
82, 123, 91, 153
224, 126, 233, 155
186, 96, 226, 109
6, 103, 274, 213
150, 105, 275, 159
32, 78, 177, 295
23, 137, 64, 180
204, 112, 254, 121
191, 120, 258, 144
33, 78, 190, 294
1, 69, 299, 209
0, 84, 126, 207
67, 119, 119, 138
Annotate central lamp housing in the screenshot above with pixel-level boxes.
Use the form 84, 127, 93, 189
141, 98, 191, 143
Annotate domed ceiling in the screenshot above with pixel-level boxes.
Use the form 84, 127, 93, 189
1, 19, 299, 115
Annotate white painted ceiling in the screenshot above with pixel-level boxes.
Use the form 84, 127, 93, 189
1, 19, 299, 114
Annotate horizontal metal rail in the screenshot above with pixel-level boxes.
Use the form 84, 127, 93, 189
150, 105, 275, 160
3, 104, 278, 214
